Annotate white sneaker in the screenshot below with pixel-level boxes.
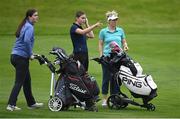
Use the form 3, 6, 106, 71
102, 99, 107, 107
6, 105, 21, 111
28, 102, 44, 109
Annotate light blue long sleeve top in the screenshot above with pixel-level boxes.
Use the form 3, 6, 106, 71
11, 20, 35, 58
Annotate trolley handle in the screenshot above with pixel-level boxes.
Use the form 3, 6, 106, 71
33, 54, 56, 73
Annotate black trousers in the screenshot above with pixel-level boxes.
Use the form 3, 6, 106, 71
8, 54, 35, 106
73, 52, 89, 72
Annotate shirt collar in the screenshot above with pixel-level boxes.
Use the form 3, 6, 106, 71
106, 27, 118, 33
73, 23, 82, 29
27, 20, 34, 25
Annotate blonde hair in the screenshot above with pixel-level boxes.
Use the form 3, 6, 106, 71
106, 10, 118, 19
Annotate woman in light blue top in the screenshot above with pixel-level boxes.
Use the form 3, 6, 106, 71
7, 9, 43, 111
98, 10, 129, 107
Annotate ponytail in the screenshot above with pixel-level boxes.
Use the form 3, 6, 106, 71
15, 18, 26, 38
15, 8, 37, 38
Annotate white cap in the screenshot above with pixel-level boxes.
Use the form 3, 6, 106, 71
107, 14, 118, 21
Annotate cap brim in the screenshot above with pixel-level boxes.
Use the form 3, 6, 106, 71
108, 16, 118, 21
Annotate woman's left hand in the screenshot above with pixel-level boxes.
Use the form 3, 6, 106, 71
123, 45, 129, 51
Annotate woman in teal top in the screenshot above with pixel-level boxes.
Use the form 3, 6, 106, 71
99, 10, 129, 107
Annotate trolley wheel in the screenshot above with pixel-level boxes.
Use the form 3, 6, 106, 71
107, 94, 128, 110
147, 103, 156, 111
48, 97, 63, 111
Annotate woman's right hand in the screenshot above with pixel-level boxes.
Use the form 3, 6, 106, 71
95, 21, 103, 27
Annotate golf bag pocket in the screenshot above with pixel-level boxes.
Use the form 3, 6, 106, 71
55, 77, 74, 106
82, 75, 100, 97
145, 75, 157, 90
67, 76, 92, 101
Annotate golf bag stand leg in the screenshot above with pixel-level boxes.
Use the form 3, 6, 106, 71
50, 72, 56, 98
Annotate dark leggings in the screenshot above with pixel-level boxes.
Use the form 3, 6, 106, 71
8, 54, 35, 106
101, 64, 120, 95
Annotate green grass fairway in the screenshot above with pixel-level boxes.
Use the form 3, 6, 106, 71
0, 0, 180, 118
0, 34, 180, 118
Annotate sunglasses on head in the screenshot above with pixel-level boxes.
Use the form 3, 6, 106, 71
111, 18, 118, 21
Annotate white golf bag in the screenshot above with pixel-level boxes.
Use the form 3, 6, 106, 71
119, 62, 157, 96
